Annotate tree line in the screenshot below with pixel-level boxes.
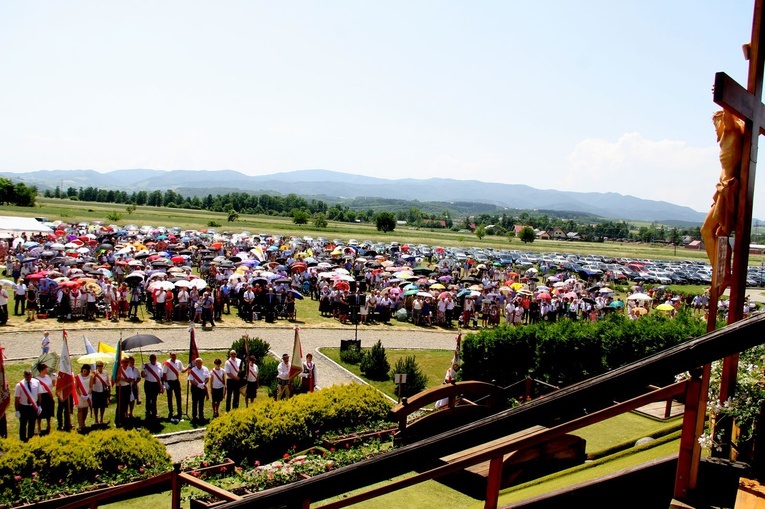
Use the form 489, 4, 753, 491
0, 177, 37, 207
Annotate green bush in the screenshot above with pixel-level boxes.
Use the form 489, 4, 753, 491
390, 356, 428, 397
339, 344, 362, 364
204, 384, 392, 464
0, 429, 171, 506
461, 310, 705, 387
231, 334, 271, 361
258, 356, 279, 387
360, 340, 390, 381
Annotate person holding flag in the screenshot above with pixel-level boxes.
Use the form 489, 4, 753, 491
277, 327, 305, 401
56, 330, 78, 432
187, 357, 210, 424
114, 357, 132, 428
244, 356, 259, 407
0, 344, 9, 439
14, 370, 40, 442
224, 350, 241, 411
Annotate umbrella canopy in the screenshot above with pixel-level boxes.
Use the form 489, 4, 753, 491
77, 352, 115, 365
609, 300, 625, 308
627, 292, 652, 301
122, 334, 164, 351
656, 303, 675, 311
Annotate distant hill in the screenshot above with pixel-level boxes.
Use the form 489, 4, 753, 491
0, 168, 707, 223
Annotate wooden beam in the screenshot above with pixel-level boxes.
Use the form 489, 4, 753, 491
713, 72, 765, 136
178, 473, 243, 501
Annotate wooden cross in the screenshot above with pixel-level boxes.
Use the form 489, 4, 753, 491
711, 0, 765, 423
675, 0, 765, 501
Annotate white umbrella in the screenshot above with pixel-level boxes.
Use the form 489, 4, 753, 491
149, 280, 175, 291
627, 292, 652, 301
174, 280, 192, 288
599, 287, 614, 294
190, 279, 208, 290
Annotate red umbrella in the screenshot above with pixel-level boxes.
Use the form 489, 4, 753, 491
536, 292, 552, 300
210, 242, 223, 250
25, 272, 48, 280
335, 281, 350, 291
171, 256, 185, 263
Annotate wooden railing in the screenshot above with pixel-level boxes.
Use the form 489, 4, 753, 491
58, 459, 240, 509
219, 311, 765, 509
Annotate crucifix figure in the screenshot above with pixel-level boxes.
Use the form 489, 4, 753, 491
676, 0, 765, 502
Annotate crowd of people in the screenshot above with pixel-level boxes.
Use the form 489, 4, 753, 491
5, 339, 319, 441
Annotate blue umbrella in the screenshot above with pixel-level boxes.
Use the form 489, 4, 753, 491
289, 289, 304, 300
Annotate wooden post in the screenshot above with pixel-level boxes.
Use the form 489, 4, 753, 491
171, 462, 181, 509
674, 367, 709, 501
484, 455, 504, 509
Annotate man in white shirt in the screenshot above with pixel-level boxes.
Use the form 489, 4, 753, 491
141, 353, 164, 421
14, 281, 27, 316
224, 350, 242, 411
277, 353, 292, 401
162, 352, 188, 422
0, 287, 9, 325
14, 370, 40, 442
188, 358, 210, 424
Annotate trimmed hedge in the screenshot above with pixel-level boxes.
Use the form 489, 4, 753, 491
0, 429, 171, 506
461, 310, 705, 387
204, 384, 392, 464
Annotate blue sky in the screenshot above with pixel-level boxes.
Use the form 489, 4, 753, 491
0, 1, 762, 218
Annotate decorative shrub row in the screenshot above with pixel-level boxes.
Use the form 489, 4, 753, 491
461, 310, 706, 387
204, 384, 392, 464
0, 429, 171, 506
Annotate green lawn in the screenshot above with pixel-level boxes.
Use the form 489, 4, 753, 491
320, 347, 456, 400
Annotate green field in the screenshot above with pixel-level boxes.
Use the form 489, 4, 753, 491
4, 197, 751, 264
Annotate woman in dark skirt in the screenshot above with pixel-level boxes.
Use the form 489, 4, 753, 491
26, 282, 38, 321
245, 356, 259, 407
318, 286, 332, 316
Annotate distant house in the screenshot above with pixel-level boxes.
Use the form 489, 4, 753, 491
396, 220, 407, 226
550, 227, 567, 240
686, 240, 702, 250
537, 230, 551, 240
514, 225, 531, 235
566, 232, 581, 240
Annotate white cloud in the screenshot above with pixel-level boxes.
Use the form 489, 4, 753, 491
564, 132, 720, 214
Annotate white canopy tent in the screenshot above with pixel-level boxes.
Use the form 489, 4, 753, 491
0, 216, 53, 234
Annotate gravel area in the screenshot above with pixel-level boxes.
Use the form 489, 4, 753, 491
1, 322, 462, 462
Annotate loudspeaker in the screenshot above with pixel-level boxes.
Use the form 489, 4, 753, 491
349, 280, 357, 292
358, 281, 367, 293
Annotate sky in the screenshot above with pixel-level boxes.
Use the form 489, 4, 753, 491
0, 1, 762, 218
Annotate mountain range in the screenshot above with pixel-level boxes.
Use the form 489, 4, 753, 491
0, 168, 707, 224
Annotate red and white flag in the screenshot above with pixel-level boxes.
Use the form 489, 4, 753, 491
289, 327, 303, 379
188, 323, 199, 366
56, 330, 78, 405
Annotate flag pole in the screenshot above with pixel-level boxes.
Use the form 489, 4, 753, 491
185, 323, 194, 419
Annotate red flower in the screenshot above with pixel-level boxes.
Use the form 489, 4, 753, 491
283, 453, 290, 459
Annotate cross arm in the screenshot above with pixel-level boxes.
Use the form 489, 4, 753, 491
713, 71, 765, 136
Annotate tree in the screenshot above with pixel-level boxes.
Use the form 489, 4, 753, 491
313, 213, 328, 228
475, 225, 486, 241
360, 340, 390, 380
126, 204, 137, 215
375, 212, 397, 233
293, 209, 309, 225
519, 226, 536, 244
227, 209, 239, 222
106, 211, 122, 222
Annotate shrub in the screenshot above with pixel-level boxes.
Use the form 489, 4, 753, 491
461, 310, 705, 388
360, 340, 390, 381
204, 384, 392, 464
339, 344, 362, 364
390, 355, 428, 397
0, 429, 171, 506
258, 356, 279, 387
231, 334, 271, 361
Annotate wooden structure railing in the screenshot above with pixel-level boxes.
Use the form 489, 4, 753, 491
217, 311, 765, 509
57, 460, 241, 509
